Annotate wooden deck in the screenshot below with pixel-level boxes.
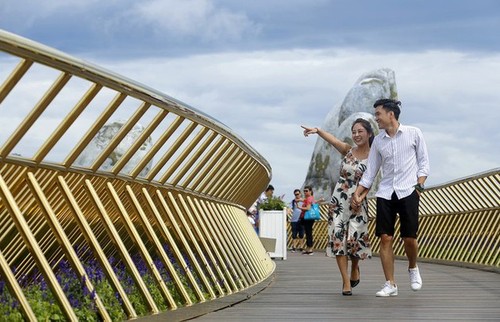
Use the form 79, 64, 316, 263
143, 250, 500, 321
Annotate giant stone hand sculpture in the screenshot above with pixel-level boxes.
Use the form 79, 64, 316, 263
303, 68, 398, 200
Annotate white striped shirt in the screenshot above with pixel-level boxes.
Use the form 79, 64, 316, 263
359, 124, 430, 200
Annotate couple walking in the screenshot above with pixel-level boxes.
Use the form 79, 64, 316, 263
302, 98, 430, 297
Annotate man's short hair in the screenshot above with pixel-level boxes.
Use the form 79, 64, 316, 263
373, 98, 401, 120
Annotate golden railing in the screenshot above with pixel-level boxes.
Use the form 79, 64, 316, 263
0, 30, 274, 321
295, 168, 499, 268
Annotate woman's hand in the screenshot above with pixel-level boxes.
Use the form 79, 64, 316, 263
351, 193, 363, 211
301, 125, 318, 137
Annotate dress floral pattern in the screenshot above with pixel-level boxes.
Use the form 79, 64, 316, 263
326, 149, 372, 259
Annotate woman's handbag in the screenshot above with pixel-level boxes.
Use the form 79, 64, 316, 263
304, 203, 321, 220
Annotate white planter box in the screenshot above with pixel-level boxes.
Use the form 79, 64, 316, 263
259, 209, 287, 260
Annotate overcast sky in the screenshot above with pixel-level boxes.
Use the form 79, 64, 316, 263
1, 0, 499, 200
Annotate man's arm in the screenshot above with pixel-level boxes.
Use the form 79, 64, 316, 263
415, 128, 430, 180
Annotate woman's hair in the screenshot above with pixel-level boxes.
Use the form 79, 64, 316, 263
352, 118, 375, 147
373, 98, 401, 120
304, 185, 313, 195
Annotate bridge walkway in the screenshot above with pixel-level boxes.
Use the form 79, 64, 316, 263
163, 250, 500, 321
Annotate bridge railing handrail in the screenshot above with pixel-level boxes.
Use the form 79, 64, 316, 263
0, 29, 275, 321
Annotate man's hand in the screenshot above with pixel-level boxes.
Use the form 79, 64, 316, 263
351, 193, 363, 211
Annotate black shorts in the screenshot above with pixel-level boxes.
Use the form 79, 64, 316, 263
291, 221, 304, 239
376, 190, 420, 238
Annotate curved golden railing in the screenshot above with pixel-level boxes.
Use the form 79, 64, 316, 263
291, 168, 499, 268
0, 30, 274, 321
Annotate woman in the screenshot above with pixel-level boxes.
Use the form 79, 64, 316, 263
302, 118, 373, 295
297, 185, 315, 255
289, 189, 305, 252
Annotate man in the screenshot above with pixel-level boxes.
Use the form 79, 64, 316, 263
254, 184, 274, 234
352, 98, 430, 297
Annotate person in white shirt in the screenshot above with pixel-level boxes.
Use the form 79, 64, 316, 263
288, 189, 304, 252
352, 98, 430, 297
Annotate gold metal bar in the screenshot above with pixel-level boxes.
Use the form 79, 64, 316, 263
90, 102, 151, 172
216, 156, 253, 198
228, 161, 260, 202
0, 58, 33, 104
159, 127, 209, 184
33, 83, 103, 162
177, 194, 224, 296
186, 195, 232, 294
0, 173, 79, 321
111, 108, 169, 175
468, 211, 490, 264
180, 136, 225, 188
203, 201, 251, 287
0, 250, 37, 321
57, 175, 137, 319
464, 212, 486, 263
171, 131, 217, 187
229, 162, 261, 202
192, 198, 239, 292
432, 213, 454, 259
154, 190, 206, 302
129, 115, 185, 178
26, 172, 112, 321
198, 144, 237, 193
0, 72, 72, 158
146, 122, 198, 182
223, 204, 264, 279
140, 190, 194, 305
165, 191, 216, 299
107, 182, 172, 310
219, 203, 260, 281
139, 187, 193, 305
472, 211, 496, 264
446, 213, 469, 261
189, 140, 234, 191
482, 210, 500, 265
206, 150, 246, 196
63, 92, 127, 167
85, 179, 159, 314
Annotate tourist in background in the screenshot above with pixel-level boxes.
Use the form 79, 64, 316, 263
253, 184, 275, 235
352, 98, 430, 297
289, 189, 304, 252
297, 185, 315, 255
302, 118, 374, 296
247, 210, 256, 231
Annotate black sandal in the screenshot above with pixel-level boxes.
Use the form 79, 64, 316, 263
350, 267, 360, 288
342, 289, 352, 296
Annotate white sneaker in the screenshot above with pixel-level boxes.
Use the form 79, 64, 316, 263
376, 281, 398, 297
409, 266, 422, 291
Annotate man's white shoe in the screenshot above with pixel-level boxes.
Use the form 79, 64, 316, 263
376, 281, 398, 297
409, 266, 422, 291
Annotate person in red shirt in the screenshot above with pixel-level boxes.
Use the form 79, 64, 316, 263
297, 185, 315, 255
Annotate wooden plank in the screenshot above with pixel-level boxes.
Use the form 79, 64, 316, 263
144, 251, 500, 321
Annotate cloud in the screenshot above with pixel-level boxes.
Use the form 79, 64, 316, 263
85, 47, 500, 197
3, 42, 499, 198
125, 0, 260, 42
0, 0, 103, 29
2, 0, 500, 198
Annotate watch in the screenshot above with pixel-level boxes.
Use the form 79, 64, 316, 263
414, 183, 425, 193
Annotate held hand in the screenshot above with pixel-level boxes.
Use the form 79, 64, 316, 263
301, 125, 318, 137
351, 193, 363, 209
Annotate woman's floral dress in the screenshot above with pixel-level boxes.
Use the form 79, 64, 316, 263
326, 149, 372, 259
